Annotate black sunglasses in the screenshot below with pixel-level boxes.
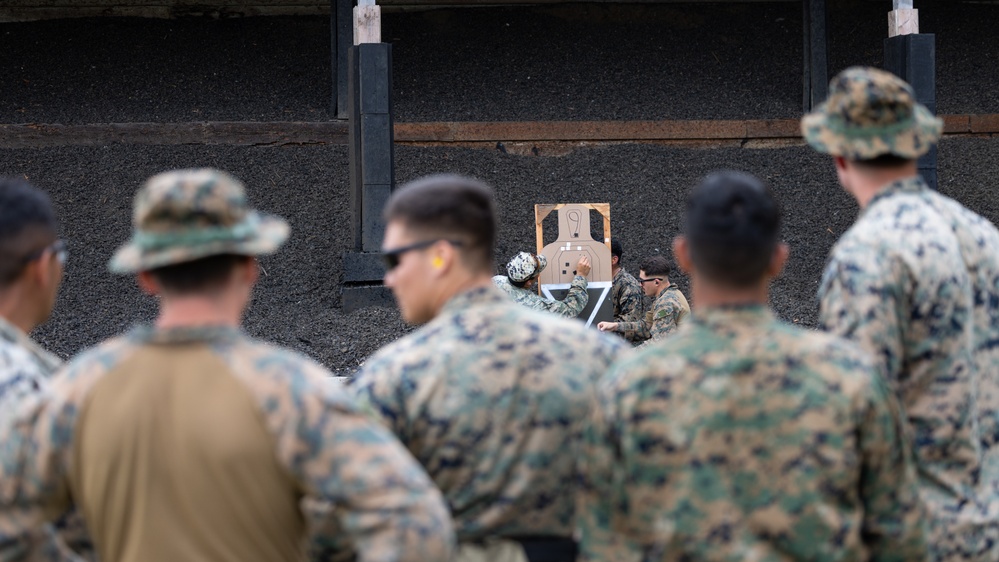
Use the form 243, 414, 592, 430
381, 239, 463, 271
22, 239, 67, 267
638, 277, 663, 284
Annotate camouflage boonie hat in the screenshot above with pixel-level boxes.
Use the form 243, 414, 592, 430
802, 66, 942, 160
109, 168, 290, 273
506, 251, 547, 283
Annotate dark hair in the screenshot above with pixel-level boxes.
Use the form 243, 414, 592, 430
684, 171, 780, 287
384, 175, 496, 272
638, 255, 671, 278
610, 239, 623, 260
148, 254, 250, 295
0, 178, 59, 288
854, 153, 912, 169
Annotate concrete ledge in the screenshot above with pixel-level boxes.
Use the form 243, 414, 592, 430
2, 117, 997, 149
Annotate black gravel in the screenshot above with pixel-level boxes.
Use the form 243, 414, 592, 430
2, 137, 997, 373
1, 1, 997, 124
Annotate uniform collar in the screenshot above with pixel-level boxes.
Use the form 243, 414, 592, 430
441, 285, 508, 315
0, 315, 62, 371
656, 281, 678, 298
128, 324, 244, 345
865, 175, 928, 211
692, 303, 773, 329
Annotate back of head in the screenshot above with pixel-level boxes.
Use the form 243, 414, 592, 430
0, 178, 58, 289
638, 254, 671, 278
684, 171, 780, 287
610, 239, 624, 261
384, 175, 496, 273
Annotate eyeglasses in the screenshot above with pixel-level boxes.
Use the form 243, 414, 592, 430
638, 277, 663, 284
22, 239, 67, 267
381, 239, 463, 271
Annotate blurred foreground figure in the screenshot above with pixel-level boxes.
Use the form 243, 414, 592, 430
0, 169, 454, 562
0, 178, 93, 561
580, 171, 926, 561
350, 175, 625, 562
806, 67, 999, 560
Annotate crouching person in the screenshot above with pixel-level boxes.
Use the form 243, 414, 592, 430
579, 171, 926, 561
0, 169, 454, 562
350, 175, 626, 562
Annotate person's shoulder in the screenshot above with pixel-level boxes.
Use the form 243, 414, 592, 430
768, 321, 880, 392
228, 335, 334, 379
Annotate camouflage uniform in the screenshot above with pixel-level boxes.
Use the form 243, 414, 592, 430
806, 68, 999, 559
818, 176, 999, 558
350, 285, 625, 547
0, 169, 455, 562
611, 283, 689, 343
579, 304, 927, 561
0, 318, 93, 562
611, 268, 645, 343
492, 274, 588, 318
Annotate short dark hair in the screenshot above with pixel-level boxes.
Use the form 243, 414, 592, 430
148, 254, 250, 295
0, 178, 59, 288
684, 171, 780, 287
384, 175, 496, 272
638, 255, 670, 278
610, 239, 623, 260
854, 153, 912, 169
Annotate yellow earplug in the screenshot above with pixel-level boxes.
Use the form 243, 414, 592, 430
433, 257, 444, 268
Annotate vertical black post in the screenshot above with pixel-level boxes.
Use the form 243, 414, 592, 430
330, 0, 353, 118
343, 42, 396, 310
802, 0, 829, 111
885, 34, 936, 189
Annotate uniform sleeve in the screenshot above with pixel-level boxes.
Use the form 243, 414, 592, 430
543, 275, 588, 317
0, 394, 83, 562
818, 248, 908, 385
856, 370, 928, 561
648, 296, 681, 341
615, 310, 652, 342
273, 379, 454, 562
577, 372, 643, 562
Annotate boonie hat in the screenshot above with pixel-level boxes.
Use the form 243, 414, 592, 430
801, 66, 942, 160
506, 251, 547, 283
109, 168, 290, 273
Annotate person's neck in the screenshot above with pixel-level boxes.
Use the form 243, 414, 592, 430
155, 296, 243, 329
0, 287, 42, 334
849, 166, 918, 209
655, 278, 672, 296
612, 265, 621, 277
430, 271, 494, 317
691, 276, 768, 310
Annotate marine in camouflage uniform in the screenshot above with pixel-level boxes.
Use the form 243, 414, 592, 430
608, 240, 646, 344
601, 255, 689, 344
0, 178, 93, 562
352, 175, 626, 562
579, 171, 927, 562
806, 67, 999, 560
0, 169, 454, 562
492, 251, 589, 317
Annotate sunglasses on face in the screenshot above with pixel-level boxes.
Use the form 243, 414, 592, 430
638, 277, 663, 284
381, 239, 463, 271
22, 239, 68, 267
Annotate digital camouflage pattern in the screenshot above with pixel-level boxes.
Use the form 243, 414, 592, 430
0, 317, 94, 562
611, 268, 645, 343
801, 67, 942, 160
505, 251, 547, 283
109, 168, 290, 273
492, 274, 588, 318
350, 286, 626, 542
612, 283, 689, 343
580, 305, 927, 562
0, 326, 455, 562
819, 176, 999, 560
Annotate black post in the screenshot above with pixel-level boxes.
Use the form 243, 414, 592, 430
343, 42, 396, 311
330, 0, 353, 119
884, 34, 937, 189
802, 0, 829, 111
